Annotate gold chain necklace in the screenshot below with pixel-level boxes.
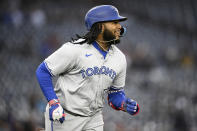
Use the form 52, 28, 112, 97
96, 40, 108, 52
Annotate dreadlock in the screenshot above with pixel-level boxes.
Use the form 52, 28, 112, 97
71, 23, 102, 45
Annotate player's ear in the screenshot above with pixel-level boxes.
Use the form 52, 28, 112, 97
101, 23, 105, 33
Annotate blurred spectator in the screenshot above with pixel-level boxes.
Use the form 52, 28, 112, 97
1, 11, 13, 25
0, 39, 5, 52
11, 9, 24, 28
143, 121, 157, 131
39, 33, 60, 58
30, 8, 46, 28
130, 43, 154, 70
0, 0, 24, 28
162, 46, 180, 67
172, 110, 189, 131
181, 55, 194, 68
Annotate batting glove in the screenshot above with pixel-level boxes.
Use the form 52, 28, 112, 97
49, 99, 65, 123
123, 98, 140, 115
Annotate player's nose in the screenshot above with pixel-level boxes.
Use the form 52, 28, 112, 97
117, 23, 121, 29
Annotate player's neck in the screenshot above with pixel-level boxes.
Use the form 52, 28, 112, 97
96, 36, 110, 52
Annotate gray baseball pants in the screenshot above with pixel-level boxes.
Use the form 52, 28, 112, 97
44, 105, 104, 131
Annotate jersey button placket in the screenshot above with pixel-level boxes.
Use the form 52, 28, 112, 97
98, 55, 107, 109
95, 55, 104, 111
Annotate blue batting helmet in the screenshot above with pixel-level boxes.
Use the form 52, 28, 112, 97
85, 5, 127, 30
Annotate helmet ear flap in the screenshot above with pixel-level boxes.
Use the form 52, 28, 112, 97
120, 26, 126, 37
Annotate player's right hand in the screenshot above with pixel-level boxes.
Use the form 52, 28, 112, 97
49, 99, 65, 123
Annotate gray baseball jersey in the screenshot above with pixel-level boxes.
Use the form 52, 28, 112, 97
44, 39, 127, 116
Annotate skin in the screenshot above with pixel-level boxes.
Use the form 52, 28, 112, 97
96, 21, 121, 51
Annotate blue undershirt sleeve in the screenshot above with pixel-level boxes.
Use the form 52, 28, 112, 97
36, 62, 58, 101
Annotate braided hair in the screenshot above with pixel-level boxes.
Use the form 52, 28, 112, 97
71, 23, 102, 45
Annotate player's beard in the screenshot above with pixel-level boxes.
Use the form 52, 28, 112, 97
102, 28, 120, 46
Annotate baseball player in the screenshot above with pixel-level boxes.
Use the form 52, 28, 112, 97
36, 5, 140, 131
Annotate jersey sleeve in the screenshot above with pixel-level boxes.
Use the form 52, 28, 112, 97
44, 43, 79, 76
112, 55, 127, 88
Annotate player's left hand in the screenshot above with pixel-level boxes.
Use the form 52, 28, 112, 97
123, 98, 140, 115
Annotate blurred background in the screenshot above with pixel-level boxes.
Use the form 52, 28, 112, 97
0, 0, 197, 131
